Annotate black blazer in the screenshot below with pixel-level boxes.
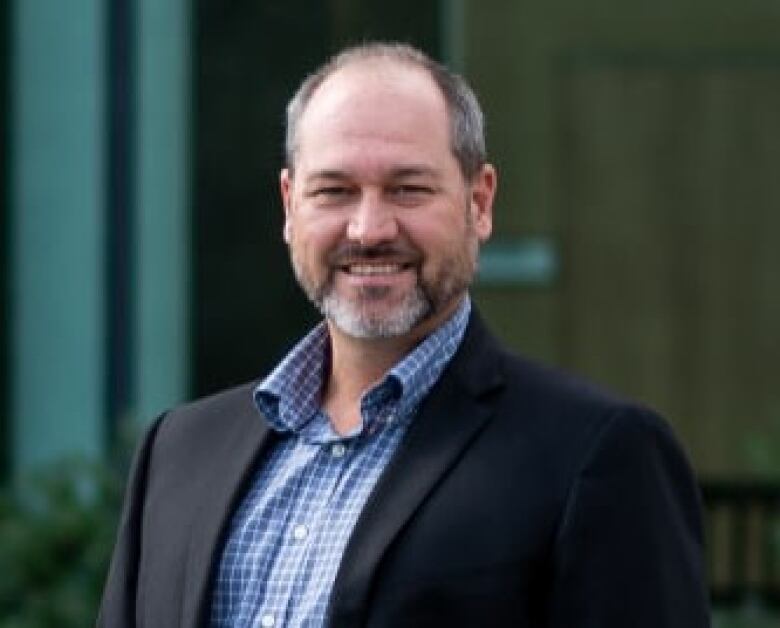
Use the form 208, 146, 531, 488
98, 312, 710, 627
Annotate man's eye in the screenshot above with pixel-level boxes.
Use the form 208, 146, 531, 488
309, 186, 356, 205
390, 185, 434, 198
315, 187, 351, 197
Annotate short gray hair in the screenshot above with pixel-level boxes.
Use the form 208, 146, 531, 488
284, 42, 487, 180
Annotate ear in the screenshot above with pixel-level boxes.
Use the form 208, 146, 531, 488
280, 168, 293, 243
469, 163, 496, 242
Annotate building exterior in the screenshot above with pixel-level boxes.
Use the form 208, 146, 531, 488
3, 0, 780, 480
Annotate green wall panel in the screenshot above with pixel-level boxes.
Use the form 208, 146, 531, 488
134, 0, 191, 423
11, 0, 105, 471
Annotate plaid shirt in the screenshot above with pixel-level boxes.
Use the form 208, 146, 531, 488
210, 298, 471, 627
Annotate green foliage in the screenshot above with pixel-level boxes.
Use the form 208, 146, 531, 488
743, 411, 780, 478
0, 458, 124, 627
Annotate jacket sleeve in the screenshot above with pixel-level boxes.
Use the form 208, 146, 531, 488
96, 415, 165, 628
548, 406, 711, 627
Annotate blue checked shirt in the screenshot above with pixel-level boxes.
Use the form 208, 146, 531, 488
210, 298, 471, 628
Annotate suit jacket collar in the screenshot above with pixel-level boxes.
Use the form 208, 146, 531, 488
327, 309, 506, 626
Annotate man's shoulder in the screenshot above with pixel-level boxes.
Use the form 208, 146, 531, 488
461, 313, 672, 443
500, 347, 633, 412
168, 380, 259, 418
496, 342, 687, 468
151, 380, 263, 453
460, 310, 642, 414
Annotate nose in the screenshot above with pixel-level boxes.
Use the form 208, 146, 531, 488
346, 192, 398, 246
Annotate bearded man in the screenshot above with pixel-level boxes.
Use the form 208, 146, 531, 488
99, 42, 710, 627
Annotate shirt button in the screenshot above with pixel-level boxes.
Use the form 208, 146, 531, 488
292, 524, 308, 541
331, 442, 346, 458
260, 613, 275, 627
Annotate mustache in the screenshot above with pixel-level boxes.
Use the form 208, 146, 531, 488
326, 242, 422, 265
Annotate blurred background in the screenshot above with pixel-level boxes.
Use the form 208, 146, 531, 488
1, 0, 779, 625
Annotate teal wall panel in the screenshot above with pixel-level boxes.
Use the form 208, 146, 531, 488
11, 0, 105, 471
1, 0, 10, 477
134, 0, 191, 422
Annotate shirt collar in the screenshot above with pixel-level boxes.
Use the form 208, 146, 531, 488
254, 296, 471, 435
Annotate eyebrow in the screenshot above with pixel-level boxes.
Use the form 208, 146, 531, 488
304, 165, 441, 184
390, 166, 440, 179
304, 170, 351, 183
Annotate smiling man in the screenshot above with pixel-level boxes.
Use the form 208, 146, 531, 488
99, 43, 710, 627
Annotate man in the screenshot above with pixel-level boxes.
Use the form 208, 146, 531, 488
99, 43, 710, 627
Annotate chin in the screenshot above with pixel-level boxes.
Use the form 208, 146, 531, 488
321, 290, 432, 339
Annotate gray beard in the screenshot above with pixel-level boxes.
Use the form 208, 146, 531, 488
318, 283, 432, 339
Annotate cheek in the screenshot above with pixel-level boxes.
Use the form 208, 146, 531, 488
289, 215, 346, 259
404, 217, 468, 256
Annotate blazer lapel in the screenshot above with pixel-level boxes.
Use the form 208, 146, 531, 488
181, 399, 276, 627
327, 312, 505, 626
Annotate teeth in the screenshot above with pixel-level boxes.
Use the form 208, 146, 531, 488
348, 264, 403, 276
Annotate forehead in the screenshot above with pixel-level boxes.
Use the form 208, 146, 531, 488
293, 60, 453, 175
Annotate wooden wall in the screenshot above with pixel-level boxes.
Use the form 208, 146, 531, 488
466, 1, 780, 476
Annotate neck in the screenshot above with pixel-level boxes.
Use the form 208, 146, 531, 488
321, 297, 464, 435
320, 327, 414, 435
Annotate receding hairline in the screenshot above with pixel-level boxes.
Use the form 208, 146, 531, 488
285, 42, 487, 180
293, 58, 449, 141
312, 55, 443, 99
308, 52, 440, 92
293, 57, 445, 138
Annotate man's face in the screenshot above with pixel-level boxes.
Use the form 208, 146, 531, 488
280, 61, 495, 340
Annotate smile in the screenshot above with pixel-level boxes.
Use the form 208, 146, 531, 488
341, 263, 410, 276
